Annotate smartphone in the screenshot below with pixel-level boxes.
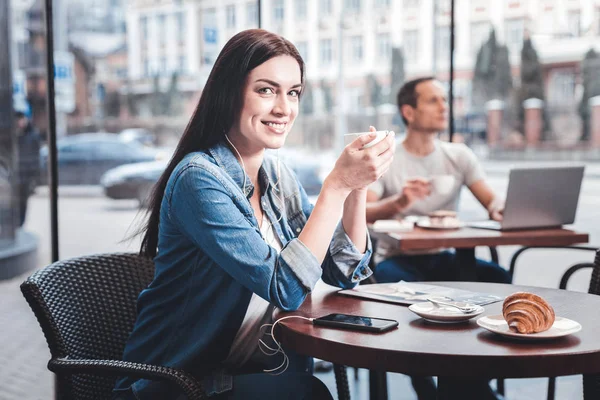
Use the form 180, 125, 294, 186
313, 313, 399, 333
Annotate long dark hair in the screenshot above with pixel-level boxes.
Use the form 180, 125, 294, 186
139, 29, 305, 258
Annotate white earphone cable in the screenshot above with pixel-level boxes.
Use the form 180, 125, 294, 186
258, 315, 314, 375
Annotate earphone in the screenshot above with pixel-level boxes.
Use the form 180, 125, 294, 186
224, 134, 285, 222
258, 315, 314, 375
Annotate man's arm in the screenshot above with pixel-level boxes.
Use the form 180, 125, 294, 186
468, 179, 503, 221
366, 178, 431, 223
365, 190, 404, 224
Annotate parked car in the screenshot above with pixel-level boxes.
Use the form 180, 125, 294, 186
118, 128, 156, 147
39, 133, 164, 185
100, 160, 167, 206
101, 149, 326, 207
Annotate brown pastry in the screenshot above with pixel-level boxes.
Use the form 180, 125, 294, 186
502, 292, 555, 334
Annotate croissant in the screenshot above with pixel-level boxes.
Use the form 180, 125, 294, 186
502, 292, 555, 334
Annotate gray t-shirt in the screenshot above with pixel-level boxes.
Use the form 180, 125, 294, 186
370, 139, 485, 259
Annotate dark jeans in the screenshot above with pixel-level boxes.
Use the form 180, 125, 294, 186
373, 250, 512, 284
374, 251, 510, 400
114, 351, 333, 400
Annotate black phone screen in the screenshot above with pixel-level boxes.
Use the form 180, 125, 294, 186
313, 313, 398, 332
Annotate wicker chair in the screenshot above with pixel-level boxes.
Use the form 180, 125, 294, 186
21, 252, 351, 400
552, 249, 600, 400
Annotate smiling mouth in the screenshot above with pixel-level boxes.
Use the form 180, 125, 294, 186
262, 121, 288, 133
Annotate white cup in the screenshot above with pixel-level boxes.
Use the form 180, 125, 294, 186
429, 175, 455, 196
344, 130, 392, 148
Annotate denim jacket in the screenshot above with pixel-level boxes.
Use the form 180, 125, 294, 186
114, 141, 372, 398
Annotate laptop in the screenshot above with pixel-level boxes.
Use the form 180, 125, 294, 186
468, 165, 585, 231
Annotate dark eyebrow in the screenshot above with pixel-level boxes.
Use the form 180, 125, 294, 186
254, 78, 302, 89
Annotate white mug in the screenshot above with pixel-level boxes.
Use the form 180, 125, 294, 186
344, 130, 392, 148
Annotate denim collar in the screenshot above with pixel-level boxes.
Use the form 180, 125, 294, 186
208, 141, 276, 200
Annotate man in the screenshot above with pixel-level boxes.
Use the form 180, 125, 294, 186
367, 77, 510, 285
366, 77, 509, 400
15, 111, 41, 227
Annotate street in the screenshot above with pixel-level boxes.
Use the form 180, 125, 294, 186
1, 165, 599, 399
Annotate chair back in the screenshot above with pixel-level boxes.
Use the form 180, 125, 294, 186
21, 253, 154, 399
583, 250, 600, 399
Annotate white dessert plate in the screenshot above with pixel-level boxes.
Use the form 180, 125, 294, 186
408, 302, 484, 323
477, 315, 582, 340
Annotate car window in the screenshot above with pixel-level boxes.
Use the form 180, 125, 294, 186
95, 141, 140, 158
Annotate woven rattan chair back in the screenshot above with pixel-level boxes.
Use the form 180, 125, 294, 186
21, 253, 154, 399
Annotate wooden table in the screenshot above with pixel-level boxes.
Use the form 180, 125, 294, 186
376, 227, 589, 280
278, 282, 600, 399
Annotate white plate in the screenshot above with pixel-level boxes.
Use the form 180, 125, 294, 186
416, 220, 465, 230
477, 315, 582, 340
408, 302, 484, 323
371, 219, 414, 233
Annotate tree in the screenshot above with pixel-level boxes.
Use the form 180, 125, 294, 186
517, 37, 549, 138
579, 49, 600, 141
164, 72, 180, 116
389, 47, 405, 103
320, 79, 333, 113
300, 80, 313, 115
366, 74, 382, 107
472, 29, 513, 112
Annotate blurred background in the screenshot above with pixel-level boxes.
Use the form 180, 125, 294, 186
1, 0, 600, 398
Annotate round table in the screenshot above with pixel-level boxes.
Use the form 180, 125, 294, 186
277, 282, 600, 399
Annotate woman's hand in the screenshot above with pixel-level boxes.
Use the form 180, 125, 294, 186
326, 127, 395, 193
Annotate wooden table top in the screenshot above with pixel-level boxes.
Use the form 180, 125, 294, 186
278, 282, 600, 379
377, 227, 589, 251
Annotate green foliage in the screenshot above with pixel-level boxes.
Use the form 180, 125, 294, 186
389, 47, 405, 104
579, 49, 600, 140
472, 29, 513, 111
517, 38, 549, 137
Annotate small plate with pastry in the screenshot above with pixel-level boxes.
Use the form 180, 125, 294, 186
477, 291, 582, 340
416, 211, 465, 230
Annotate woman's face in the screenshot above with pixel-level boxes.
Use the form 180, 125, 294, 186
230, 55, 302, 153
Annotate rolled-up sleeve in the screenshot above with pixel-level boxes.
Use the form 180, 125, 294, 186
296, 181, 373, 289
168, 165, 322, 311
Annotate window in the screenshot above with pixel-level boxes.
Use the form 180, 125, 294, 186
296, 41, 308, 63
403, 30, 419, 62
435, 26, 450, 63
140, 16, 148, 41
344, 0, 361, 13
350, 35, 363, 62
505, 18, 524, 55
295, 0, 307, 20
320, 0, 332, 15
548, 69, 576, 107
176, 12, 186, 43
273, 0, 284, 23
226, 5, 236, 29
320, 39, 333, 65
246, 2, 258, 27
567, 11, 580, 37
157, 14, 166, 46
436, 0, 451, 16
377, 33, 390, 60
179, 55, 187, 73
143, 58, 150, 77
160, 57, 167, 75
404, 0, 419, 8
470, 21, 490, 56
374, 0, 390, 8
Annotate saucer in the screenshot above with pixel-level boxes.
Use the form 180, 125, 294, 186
416, 219, 465, 230
408, 302, 484, 323
477, 315, 582, 340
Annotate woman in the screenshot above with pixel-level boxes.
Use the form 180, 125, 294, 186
113, 29, 395, 399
